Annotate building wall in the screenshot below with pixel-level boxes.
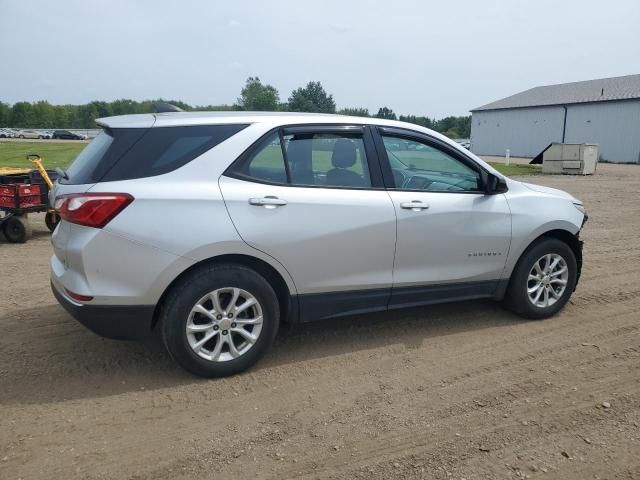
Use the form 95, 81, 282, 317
471, 106, 565, 158
471, 100, 640, 163
564, 100, 640, 163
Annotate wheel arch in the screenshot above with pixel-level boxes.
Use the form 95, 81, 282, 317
152, 253, 297, 329
537, 229, 583, 285
500, 228, 583, 299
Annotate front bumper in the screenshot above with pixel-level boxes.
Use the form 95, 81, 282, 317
52, 281, 155, 340
575, 238, 584, 288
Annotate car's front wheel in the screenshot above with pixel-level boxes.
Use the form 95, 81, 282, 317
160, 264, 280, 377
504, 237, 577, 319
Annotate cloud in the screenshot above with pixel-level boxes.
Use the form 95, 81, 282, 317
228, 19, 241, 28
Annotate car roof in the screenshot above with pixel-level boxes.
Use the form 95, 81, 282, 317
96, 111, 421, 130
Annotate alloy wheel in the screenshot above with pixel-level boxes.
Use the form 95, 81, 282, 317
527, 253, 569, 308
186, 287, 263, 362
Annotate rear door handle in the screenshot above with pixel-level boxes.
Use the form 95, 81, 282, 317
400, 200, 430, 211
248, 196, 288, 208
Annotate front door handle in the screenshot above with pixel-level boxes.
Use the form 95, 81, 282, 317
400, 200, 430, 211
248, 196, 288, 208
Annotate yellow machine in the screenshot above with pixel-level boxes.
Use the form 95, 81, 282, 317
27, 154, 60, 231
0, 166, 31, 176
0, 154, 60, 242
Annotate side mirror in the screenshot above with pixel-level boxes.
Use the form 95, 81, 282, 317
482, 171, 508, 194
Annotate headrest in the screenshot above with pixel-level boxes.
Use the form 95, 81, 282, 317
331, 139, 357, 169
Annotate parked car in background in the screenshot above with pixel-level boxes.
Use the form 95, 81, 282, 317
15, 129, 45, 139
0, 128, 16, 138
40, 130, 53, 139
52, 130, 85, 140
50, 112, 587, 378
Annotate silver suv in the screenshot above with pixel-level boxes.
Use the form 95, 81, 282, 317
50, 112, 587, 377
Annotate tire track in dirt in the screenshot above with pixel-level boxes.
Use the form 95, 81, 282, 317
2, 165, 640, 479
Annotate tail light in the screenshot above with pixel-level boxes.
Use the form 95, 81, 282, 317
54, 193, 133, 228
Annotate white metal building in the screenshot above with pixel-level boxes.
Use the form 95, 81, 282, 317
470, 74, 640, 163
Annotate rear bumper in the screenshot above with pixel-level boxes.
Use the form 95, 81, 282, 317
51, 281, 155, 340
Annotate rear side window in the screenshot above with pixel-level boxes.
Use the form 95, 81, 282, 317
232, 129, 372, 188
283, 133, 371, 187
241, 132, 288, 184
62, 124, 247, 184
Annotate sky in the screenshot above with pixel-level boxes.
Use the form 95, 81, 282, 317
1, 0, 639, 118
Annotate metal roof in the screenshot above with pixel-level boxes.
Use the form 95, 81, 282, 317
472, 74, 640, 111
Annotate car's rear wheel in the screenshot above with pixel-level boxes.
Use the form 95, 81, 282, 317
160, 264, 279, 377
504, 237, 577, 319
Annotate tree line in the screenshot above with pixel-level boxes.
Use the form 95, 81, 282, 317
0, 77, 471, 138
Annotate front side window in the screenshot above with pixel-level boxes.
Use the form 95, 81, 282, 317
382, 135, 481, 192
236, 130, 372, 188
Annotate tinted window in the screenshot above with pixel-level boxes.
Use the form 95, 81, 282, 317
241, 132, 288, 184
61, 124, 247, 184
63, 131, 116, 184
382, 136, 481, 192
103, 124, 247, 182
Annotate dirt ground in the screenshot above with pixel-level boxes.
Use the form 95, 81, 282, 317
1, 164, 639, 480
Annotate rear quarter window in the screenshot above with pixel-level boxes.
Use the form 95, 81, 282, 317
62, 124, 248, 184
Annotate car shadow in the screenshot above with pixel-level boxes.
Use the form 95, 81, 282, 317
0, 301, 523, 406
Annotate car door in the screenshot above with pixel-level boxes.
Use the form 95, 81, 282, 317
219, 125, 397, 321
372, 127, 511, 307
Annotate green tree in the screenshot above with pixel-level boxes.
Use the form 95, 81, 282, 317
237, 77, 280, 111
338, 107, 370, 117
399, 115, 434, 129
31, 101, 55, 128
287, 81, 336, 113
375, 107, 396, 120
52, 105, 73, 128
10, 102, 35, 127
89, 101, 113, 118
0, 102, 12, 126
433, 116, 470, 138
442, 128, 461, 138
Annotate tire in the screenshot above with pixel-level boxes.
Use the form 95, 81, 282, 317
503, 237, 577, 319
160, 263, 280, 377
19, 135, 24, 139
2, 215, 32, 243
45, 212, 60, 232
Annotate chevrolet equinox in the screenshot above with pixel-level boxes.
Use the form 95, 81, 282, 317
50, 112, 587, 377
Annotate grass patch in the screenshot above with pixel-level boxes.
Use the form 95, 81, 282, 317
0, 141, 86, 170
489, 162, 541, 176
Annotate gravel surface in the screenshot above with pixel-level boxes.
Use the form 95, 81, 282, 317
1, 164, 639, 479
